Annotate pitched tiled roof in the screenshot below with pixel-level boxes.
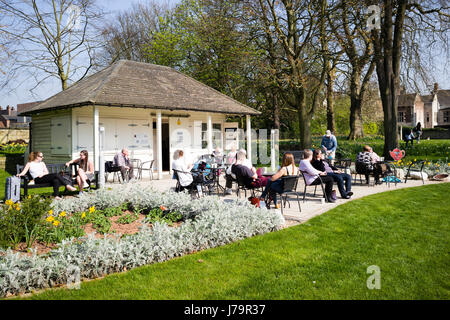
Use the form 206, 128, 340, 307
398, 93, 420, 107
437, 90, 450, 108
19, 60, 260, 116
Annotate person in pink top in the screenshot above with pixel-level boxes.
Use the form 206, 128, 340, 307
299, 149, 335, 202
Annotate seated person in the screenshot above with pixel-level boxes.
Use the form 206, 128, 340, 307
172, 149, 194, 189
311, 149, 353, 199
356, 145, 382, 184
299, 149, 335, 202
173, 150, 211, 191
65, 149, 94, 195
224, 149, 268, 194
226, 145, 238, 165
114, 148, 134, 181
17, 151, 77, 199
231, 163, 259, 189
211, 147, 223, 165
260, 152, 299, 208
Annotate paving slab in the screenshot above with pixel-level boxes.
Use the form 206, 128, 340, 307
107, 174, 448, 228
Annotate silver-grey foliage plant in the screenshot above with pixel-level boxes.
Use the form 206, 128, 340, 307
0, 184, 284, 297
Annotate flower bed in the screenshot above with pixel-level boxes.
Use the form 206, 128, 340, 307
0, 184, 284, 297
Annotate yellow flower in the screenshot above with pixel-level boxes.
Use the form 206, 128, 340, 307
59, 211, 66, 217
15, 205, 20, 211
53, 220, 60, 227
81, 212, 86, 219
46, 216, 55, 223
48, 210, 53, 216
5, 199, 13, 206
28, 195, 31, 199
89, 206, 95, 213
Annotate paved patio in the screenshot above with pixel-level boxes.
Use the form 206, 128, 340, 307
110, 173, 447, 228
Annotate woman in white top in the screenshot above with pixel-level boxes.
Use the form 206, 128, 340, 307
17, 151, 77, 198
172, 150, 194, 187
65, 150, 94, 194
260, 152, 298, 208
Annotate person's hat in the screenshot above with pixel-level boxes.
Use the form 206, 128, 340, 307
325, 130, 331, 137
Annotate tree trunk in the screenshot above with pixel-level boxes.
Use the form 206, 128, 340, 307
297, 88, 312, 149
348, 69, 364, 140
272, 88, 280, 129
348, 97, 364, 140
326, 63, 336, 133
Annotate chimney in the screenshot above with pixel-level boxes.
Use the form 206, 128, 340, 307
6, 105, 11, 115
432, 82, 439, 95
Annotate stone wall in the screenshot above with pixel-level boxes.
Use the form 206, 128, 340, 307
0, 128, 29, 144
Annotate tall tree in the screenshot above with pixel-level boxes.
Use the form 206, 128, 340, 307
253, 0, 329, 149
370, 0, 449, 157
328, 0, 376, 140
0, 0, 104, 92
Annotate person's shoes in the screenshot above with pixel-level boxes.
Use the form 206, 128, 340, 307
66, 185, 77, 192
54, 196, 62, 200
375, 180, 383, 185
78, 191, 84, 196
328, 198, 336, 203
347, 192, 353, 197
83, 181, 89, 188
225, 188, 233, 195
344, 195, 351, 199
275, 203, 281, 209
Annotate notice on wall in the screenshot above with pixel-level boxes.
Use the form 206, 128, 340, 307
134, 133, 149, 146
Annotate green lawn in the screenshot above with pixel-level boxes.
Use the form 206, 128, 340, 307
17, 183, 450, 300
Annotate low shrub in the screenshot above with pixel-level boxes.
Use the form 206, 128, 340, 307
0, 196, 52, 249
0, 186, 284, 297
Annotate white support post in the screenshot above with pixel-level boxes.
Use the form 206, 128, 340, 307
93, 106, 100, 171
157, 111, 163, 180
207, 114, 213, 154
246, 115, 252, 164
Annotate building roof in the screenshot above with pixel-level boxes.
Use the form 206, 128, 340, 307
19, 60, 260, 116
17, 101, 42, 114
437, 90, 450, 108
420, 94, 434, 104
398, 93, 421, 107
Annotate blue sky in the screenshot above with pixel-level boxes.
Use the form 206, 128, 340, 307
0, 0, 448, 109
0, 0, 178, 109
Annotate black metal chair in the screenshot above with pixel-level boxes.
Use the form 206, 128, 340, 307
404, 160, 425, 184
139, 160, 154, 180
354, 161, 379, 186
300, 170, 327, 203
265, 175, 301, 214
104, 160, 123, 183
236, 175, 260, 198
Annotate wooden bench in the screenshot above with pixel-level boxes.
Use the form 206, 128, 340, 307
16, 163, 99, 198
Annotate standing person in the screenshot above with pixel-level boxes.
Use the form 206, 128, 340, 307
299, 149, 335, 203
405, 130, 415, 148
321, 130, 338, 165
413, 122, 422, 143
259, 152, 299, 208
65, 150, 94, 195
114, 148, 134, 182
17, 151, 77, 199
311, 149, 353, 199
